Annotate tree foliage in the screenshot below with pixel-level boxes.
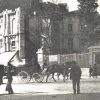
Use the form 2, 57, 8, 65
77, 0, 98, 23
77, 0, 99, 47
38, 2, 68, 54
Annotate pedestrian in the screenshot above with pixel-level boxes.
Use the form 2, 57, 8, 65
93, 64, 98, 78
89, 65, 93, 77
34, 62, 42, 73
0, 64, 4, 84
43, 60, 47, 70
70, 61, 82, 94
5, 62, 14, 94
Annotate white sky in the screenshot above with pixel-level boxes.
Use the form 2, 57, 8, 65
98, 0, 100, 14
43, 0, 100, 13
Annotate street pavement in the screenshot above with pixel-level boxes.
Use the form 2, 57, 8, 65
0, 75, 100, 100
0, 68, 100, 100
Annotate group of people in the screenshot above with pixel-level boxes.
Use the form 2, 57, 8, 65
70, 62, 99, 94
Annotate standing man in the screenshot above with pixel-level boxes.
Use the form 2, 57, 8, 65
70, 61, 82, 94
6, 62, 14, 94
93, 64, 98, 78
89, 65, 93, 77
43, 60, 47, 70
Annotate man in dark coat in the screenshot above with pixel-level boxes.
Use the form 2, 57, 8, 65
70, 61, 82, 94
89, 65, 93, 77
0, 64, 4, 84
93, 64, 98, 78
43, 60, 47, 70
6, 62, 14, 94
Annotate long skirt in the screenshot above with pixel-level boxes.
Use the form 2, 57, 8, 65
6, 79, 13, 93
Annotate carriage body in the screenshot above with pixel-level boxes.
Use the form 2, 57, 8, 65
3, 63, 44, 83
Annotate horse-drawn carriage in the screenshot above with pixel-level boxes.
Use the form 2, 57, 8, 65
0, 51, 75, 83
0, 52, 44, 83
12, 61, 73, 83
16, 63, 44, 83
1, 52, 73, 83
2, 62, 44, 83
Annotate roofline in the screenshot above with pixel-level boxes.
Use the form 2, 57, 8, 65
88, 46, 100, 49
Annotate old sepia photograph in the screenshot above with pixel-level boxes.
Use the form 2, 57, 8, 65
0, 0, 100, 100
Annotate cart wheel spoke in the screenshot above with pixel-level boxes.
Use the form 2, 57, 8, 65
32, 73, 44, 83
17, 71, 30, 83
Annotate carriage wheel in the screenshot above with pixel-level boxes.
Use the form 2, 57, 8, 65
32, 73, 44, 83
17, 71, 30, 83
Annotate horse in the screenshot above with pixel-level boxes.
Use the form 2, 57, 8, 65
45, 64, 70, 82
56, 68, 70, 81
53, 61, 74, 81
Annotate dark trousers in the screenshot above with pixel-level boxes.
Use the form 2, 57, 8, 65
72, 79, 80, 94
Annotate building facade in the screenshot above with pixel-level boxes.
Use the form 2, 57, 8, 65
0, 7, 41, 65
50, 11, 81, 54
0, 8, 23, 53
63, 11, 80, 53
